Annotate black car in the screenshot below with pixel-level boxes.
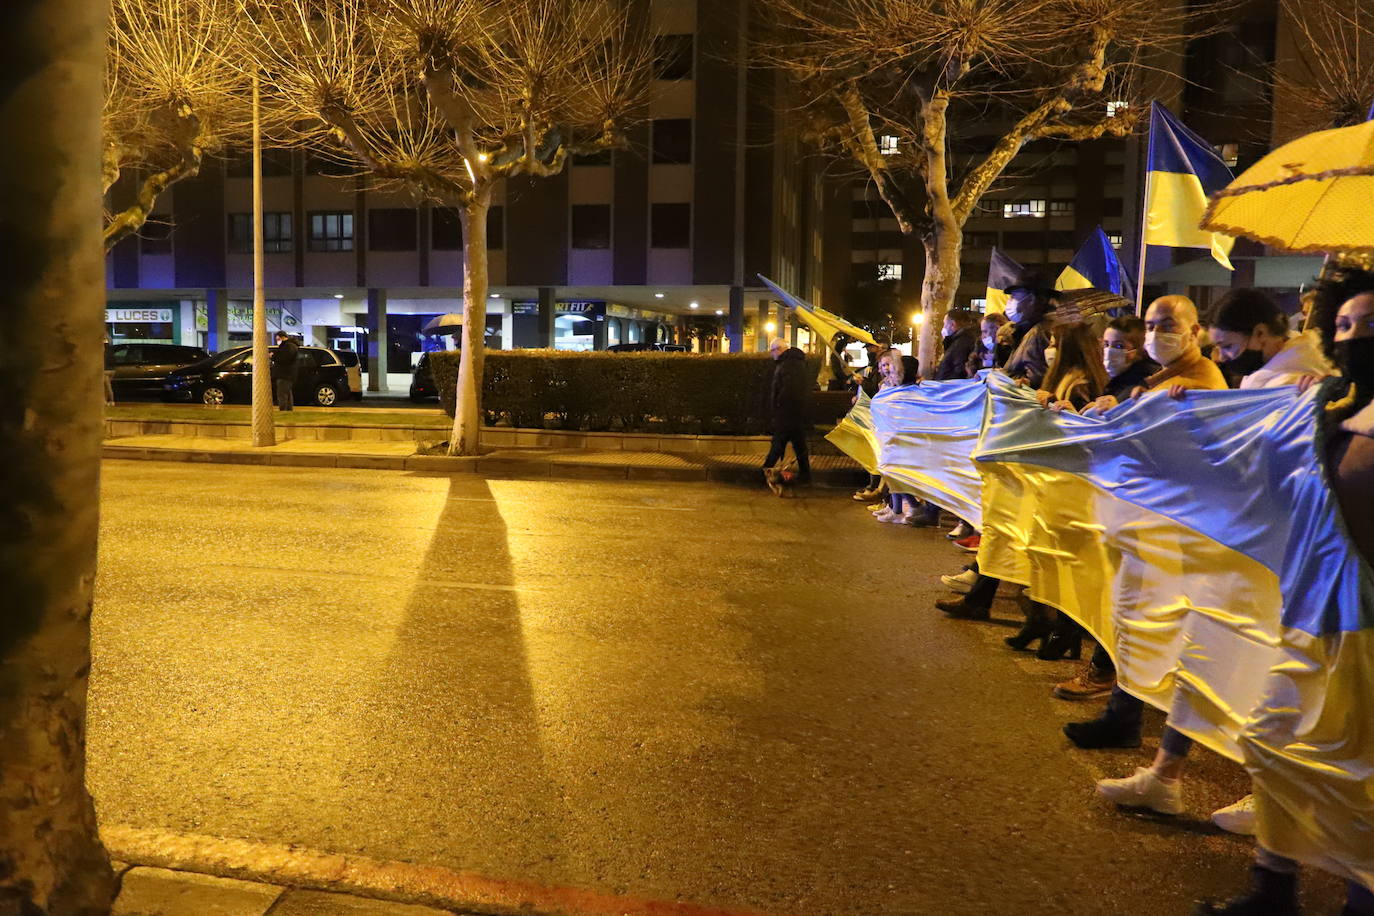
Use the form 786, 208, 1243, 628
410, 352, 438, 402
163, 345, 362, 407
106, 342, 210, 399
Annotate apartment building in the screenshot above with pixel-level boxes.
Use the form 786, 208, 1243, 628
105, 0, 830, 388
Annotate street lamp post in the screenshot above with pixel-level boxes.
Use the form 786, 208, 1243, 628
251, 72, 275, 447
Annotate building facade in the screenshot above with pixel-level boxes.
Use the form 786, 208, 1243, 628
105, 0, 830, 389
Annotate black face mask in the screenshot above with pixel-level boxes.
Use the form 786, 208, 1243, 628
943, 333, 958, 348
1334, 337, 1374, 392
1222, 348, 1266, 379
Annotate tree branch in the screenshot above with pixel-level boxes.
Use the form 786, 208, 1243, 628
838, 83, 922, 234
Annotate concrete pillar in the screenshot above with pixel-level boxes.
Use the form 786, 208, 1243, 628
727, 285, 745, 353
593, 310, 608, 350
366, 287, 388, 392
537, 286, 556, 348
498, 300, 513, 350
206, 288, 231, 352
756, 299, 770, 351
789, 312, 800, 348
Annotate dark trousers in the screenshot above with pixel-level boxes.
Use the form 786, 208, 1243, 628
763, 427, 811, 480
966, 574, 1000, 608
1100, 684, 1195, 754
275, 378, 294, 411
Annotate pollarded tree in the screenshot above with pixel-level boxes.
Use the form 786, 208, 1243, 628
759, 0, 1217, 369
104, 0, 249, 251
1, 0, 118, 912
248, 0, 655, 455
1276, 0, 1374, 134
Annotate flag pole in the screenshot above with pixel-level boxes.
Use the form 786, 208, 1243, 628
1134, 167, 1152, 317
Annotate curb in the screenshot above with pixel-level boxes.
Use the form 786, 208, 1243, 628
101, 445, 867, 489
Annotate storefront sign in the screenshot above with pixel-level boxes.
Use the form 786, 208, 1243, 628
107, 307, 173, 324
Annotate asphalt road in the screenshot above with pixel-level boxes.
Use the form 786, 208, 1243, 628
88, 462, 1346, 916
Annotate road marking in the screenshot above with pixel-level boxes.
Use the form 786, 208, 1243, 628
103, 825, 777, 916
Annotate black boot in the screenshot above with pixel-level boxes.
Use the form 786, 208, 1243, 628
1194, 866, 1300, 915
1063, 716, 1142, 749
1006, 597, 1053, 651
935, 597, 990, 620
1037, 614, 1084, 661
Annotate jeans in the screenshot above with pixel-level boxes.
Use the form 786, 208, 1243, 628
890, 493, 917, 513
763, 427, 810, 479
275, 378, 294, 411
1100, 685, 1195, 754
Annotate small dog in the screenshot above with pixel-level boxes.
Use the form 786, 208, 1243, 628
764, 460, 799, 498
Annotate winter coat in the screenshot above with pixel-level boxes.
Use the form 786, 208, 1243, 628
1002, 319, 1054, 389
271, 338, 300, 382
1104, 357, 1160, 401
934, 327, 977, 381
1239, 331, 1335, 390
770, 347, 811, 430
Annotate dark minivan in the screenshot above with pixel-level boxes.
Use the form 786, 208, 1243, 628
163, 345, 362, 406
106, 342, 210, 399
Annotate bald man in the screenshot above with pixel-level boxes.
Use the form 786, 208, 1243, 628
1084, 295, 1227, 412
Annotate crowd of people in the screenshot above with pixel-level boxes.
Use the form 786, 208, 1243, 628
827, 267, 1374, 915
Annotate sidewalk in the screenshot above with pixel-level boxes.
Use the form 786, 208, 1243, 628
102, 434, 866, 487
112, 864, 452, 916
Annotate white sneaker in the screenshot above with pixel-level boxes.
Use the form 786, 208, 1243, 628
940, 568, 979, 592
1096, 767, 1183, 816
1211, 794, 1256, 835
873, 508, 897, 522
868, 502, 889, 513
888, 509, 915, 525
947, 520, 974, 540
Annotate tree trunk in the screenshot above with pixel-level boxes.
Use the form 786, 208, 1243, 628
918, 230, 961, 375
448, 188, 491, 456
0, 0, 117, 913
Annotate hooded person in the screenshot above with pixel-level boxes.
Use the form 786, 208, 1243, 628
762, 337, 812, 485
1000, 270, 1057, 389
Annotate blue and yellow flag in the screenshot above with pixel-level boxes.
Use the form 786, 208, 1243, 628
1056, 227, 1135, 300
758, 274, 878, 347
985, 248, 1022, 314
1145, 103, 1235, 271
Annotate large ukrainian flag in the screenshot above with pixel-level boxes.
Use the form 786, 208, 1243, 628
1056, 227, 1134, 300
972, 372, 1374, 891
984, 248, 1022, 314
1145, 103, 1236, 271
758, 274, 878, 347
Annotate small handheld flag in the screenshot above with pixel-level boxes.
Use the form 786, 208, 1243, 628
985, 248, 1023, 314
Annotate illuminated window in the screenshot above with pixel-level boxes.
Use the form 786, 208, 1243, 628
1216, 143, 1240, 167
1107, 233, 1123, 248
879, 135, 899, 156
877, 262, 903, 280
970, 298, 988, 311
1003, 199, 1046, 219
1106, 100, 1129, 118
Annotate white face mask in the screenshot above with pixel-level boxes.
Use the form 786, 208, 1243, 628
1145, 330, 1189, 366
1043, 346, 1059, 366
1103, 348, 1132, 377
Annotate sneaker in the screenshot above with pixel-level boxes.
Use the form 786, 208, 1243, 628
1096, 767, 1183, 815
1053, 664, 1117, 701
873, 508, 897, 522
1063, 717, 1142, 749
883, 509, 912, 525
954, 534, 982, 553
868, 502, 888, 513
947, 521, 974, 540
940, 568, 979, 592
1211, 794, 1256, 836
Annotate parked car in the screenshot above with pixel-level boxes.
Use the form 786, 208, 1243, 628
162, 345, 362, 406
106, 342, 210, 399
410, 352, 438, 402
606, 343, 689, 352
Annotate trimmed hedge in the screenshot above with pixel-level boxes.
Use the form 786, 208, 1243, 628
429, 350, 827, 435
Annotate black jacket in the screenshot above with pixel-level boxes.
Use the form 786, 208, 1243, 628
934, 328, 977, 381
271, 338, 300, 382
770, 347, 811, 430
1105, 357, 1160, 400
1003, 320, 1053, 389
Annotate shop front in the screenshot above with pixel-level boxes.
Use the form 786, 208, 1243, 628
106, 303, 180, 344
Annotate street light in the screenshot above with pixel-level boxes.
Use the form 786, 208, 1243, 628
765, 321, 777, 333
689, 301, 699, 309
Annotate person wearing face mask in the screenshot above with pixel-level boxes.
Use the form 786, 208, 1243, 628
1082, 296, 1226, 413
933, 308, 979, 380
1209, 288, 1333, 390
1000, 271, 1057, 389
1198, 276, 1374, 916
967, 312, 1012, 375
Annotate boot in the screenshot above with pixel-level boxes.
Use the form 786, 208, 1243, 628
1005, 596, 1053, 651
1194, 866, 1300, 915
1037, 613, 1084, 661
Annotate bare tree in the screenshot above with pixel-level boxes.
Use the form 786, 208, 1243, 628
1276, 0, 1374, 135
1, 0, 117, 912
248, 0, 655, 455
104, 0, 248, 252
759, 0, 1217, 368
